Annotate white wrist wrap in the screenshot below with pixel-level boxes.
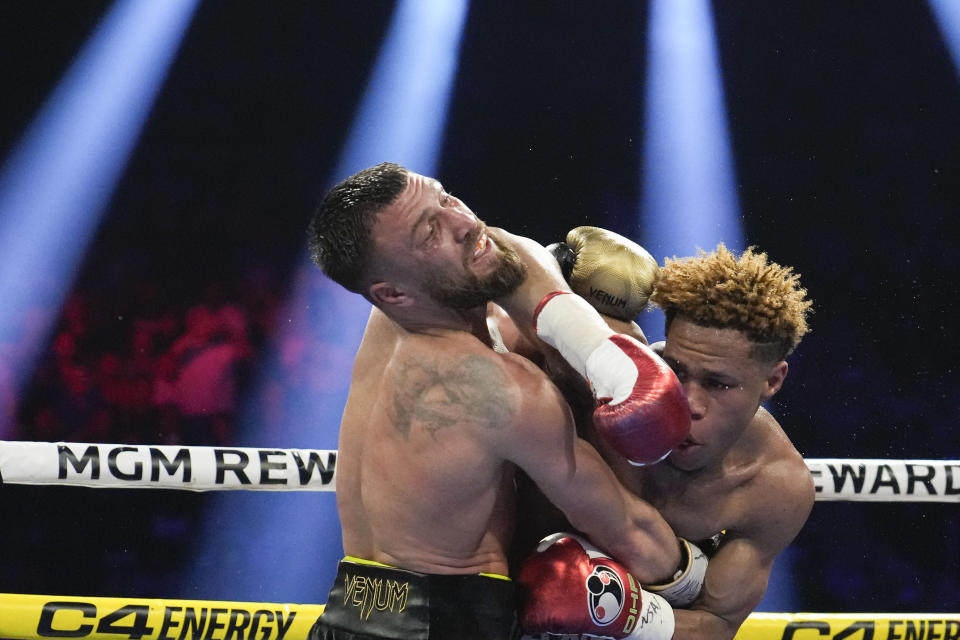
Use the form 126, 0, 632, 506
533, 291, 615, 379
627, 590, 675, 640
584, 339, 641, 404
647, 538, 709, 608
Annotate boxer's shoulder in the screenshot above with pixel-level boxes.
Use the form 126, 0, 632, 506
750, 407, 811, 486
666, 410, 811, 541
734, 412, 815, 542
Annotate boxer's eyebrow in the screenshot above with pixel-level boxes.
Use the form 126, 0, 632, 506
695, 366, 739, 388
662, 356, 684, 373
410, 210, 429, 248
663, 358, 735, 386
410, 181, 445, 248
703, 370, 738, 385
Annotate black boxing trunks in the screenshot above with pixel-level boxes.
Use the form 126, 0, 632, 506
309, 556, 519, 640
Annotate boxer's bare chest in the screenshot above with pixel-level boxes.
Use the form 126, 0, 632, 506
631, 461, 761, 542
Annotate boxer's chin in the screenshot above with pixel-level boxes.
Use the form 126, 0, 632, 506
486, 230, 527, 293
426, 241, 527, 310
666, 440, 705, 471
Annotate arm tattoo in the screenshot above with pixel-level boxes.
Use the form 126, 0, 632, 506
391, 355, 516, 438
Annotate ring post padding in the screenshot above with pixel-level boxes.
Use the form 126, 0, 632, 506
0, 593, 325, 640
735, 612, 960, 640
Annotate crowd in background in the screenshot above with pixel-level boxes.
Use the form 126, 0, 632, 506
8, 281, 258, 447
2, 264, 281, 596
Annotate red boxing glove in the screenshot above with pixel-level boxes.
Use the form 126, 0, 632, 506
518, 533, 675, 640
590, 334, 690, 465
533, 291, 690, 465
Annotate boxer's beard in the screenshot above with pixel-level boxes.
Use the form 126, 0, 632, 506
425, 229, 527, 310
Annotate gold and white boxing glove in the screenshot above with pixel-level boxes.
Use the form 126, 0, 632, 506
548, 226, 659, 321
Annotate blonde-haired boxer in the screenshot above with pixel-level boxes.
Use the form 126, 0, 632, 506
517, 235, 815, 640
306, 164, 694, 640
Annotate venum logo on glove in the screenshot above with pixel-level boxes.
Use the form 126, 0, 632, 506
586, 564, 626, 626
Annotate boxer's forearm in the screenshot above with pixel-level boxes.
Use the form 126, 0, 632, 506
621, 502, 688, 585
492, 229, 572, 331
672, 607, 742, 640
670, 538, 770, 640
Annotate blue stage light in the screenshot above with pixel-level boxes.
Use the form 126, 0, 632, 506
333, 0, 470, 179
639, 0, 744, 343
0, 0, 200, 437
929, 0, 960, 74
638, 0, 795, 611
186, 0, 470, 603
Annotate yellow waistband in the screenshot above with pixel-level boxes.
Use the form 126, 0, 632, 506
480, 572, 511, 581
344, 555, 393, 568
342, 556, 510, 581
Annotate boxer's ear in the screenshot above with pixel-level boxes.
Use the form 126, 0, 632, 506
369, 281, 413, 307
761, 360, 788, 400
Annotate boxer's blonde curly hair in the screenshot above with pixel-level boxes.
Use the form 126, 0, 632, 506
650, 243, 812, 361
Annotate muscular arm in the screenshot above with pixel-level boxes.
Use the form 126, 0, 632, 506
674, 535, 773, 640
492, 230, 572, 332
490, 303, 647, 359
673, 459, 814, 640
494, 354, 681, 584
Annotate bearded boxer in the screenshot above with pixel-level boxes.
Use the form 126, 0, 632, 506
305, 163, 693, 640
516, 234, 815, 640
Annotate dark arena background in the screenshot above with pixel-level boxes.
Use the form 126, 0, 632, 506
1, 0, 959, 626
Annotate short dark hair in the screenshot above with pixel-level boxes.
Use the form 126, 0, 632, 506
307, 162, 408, 293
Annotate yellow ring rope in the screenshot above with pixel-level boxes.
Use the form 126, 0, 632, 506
1, 593, 957, 640
0, 593, 323, 640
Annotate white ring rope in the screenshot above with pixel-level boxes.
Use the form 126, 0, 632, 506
806, 458, 960, 503
1, 440, 958, 502
0, 441, 337, 492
